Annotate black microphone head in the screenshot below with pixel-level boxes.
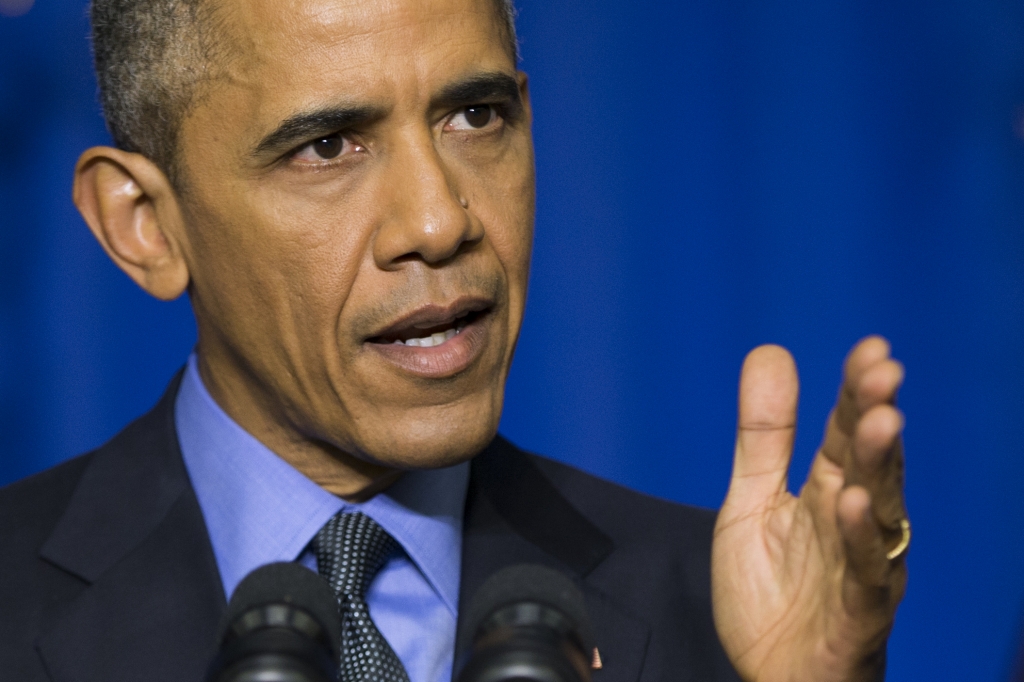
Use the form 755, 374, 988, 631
462, 564, 593, 653
219, 562, 342, 660
206, 562, 342, 682
457, 564, 594, 682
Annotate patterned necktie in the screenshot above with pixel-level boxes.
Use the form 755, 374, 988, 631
312, 512, 411, 682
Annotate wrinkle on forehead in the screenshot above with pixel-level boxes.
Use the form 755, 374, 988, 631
220, 0, 501, 63
208, 0, 508, 108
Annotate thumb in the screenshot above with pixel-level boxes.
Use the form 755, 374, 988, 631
725, 345, 799, 513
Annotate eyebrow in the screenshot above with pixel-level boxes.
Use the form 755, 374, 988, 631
433, 71, 522, 113
252, 104, 384, 157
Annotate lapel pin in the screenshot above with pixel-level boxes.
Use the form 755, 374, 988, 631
591, 647, 603, 670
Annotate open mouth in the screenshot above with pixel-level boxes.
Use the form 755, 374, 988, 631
368, 301, 491, 348
363, 298, 494, 378
370, 309, 485, 348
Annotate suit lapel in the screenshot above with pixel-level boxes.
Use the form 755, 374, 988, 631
36, 374, 226, 682
457, 437, 650, 682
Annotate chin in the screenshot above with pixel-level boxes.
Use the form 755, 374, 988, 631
354, 402, 502, 471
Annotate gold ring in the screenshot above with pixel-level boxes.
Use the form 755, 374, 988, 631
885, 518, 911, 561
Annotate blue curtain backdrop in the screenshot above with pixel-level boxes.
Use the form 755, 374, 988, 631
2, 0, 1022, 679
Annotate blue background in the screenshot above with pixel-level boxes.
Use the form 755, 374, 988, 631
2, 0, 1023, 679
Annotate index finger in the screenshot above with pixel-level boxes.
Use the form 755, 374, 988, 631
820, 336, 902, 466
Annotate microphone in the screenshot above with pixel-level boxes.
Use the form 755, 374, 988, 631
205, 562, 342, 682
455, 564, 594, 682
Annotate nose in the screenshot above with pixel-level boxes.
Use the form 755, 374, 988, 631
373, 130, 483, 268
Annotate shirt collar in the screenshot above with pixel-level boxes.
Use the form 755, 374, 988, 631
174, 353, 468, 616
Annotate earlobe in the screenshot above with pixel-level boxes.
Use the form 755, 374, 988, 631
73, 146, 191, 301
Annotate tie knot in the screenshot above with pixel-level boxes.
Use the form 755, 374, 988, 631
312, 512, 399, 601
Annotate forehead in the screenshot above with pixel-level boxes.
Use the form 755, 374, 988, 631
211, 0, 511, 113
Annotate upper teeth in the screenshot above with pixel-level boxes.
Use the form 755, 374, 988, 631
394, 327, 459, 347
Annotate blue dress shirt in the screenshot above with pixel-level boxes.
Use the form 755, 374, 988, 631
174, 354, 469, 682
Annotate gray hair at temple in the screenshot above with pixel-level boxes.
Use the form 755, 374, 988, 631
89, 0, 519, 187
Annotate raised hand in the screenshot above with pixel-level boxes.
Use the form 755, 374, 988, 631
711, 337, 908, 682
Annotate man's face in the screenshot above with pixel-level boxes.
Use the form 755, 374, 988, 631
173, 0, 534, 470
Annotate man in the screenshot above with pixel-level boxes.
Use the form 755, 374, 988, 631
0, 0, 909, 680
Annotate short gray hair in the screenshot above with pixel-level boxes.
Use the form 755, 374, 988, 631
90, 0, 519, 185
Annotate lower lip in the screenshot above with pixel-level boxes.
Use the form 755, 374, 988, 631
365, 316, 489, 378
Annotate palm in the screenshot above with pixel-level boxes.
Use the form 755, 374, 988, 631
711, 339, 908, 682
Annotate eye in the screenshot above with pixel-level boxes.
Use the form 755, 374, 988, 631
448, 104, 498, 131
292, 133, 358, 163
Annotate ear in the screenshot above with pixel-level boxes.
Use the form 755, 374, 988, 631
73, 147, 191, 301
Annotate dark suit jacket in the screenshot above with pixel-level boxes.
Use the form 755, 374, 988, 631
0, 375, 741, 682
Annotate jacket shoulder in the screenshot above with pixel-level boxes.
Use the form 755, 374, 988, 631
0, 371, 224, 682
528, 452, 718, 549
0, 452, 95, 557
0, 453, 97, 681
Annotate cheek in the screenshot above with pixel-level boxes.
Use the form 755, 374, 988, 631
183, 179, 374, 348
485, 159, 535, 296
